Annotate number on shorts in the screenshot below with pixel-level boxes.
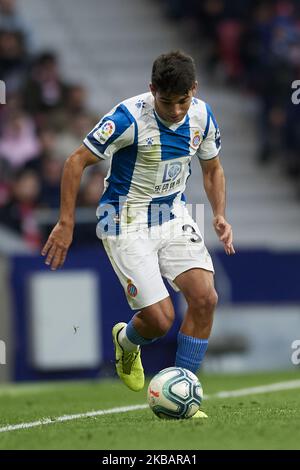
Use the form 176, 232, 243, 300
182, 224, 202, 243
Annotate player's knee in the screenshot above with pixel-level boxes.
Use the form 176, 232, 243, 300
208, 288, 218, 309
154, 304, 175, 336
163, 304, 175, 330
187, 287, 218, 314
138, 302, 175, 337
203, 288, 218, 312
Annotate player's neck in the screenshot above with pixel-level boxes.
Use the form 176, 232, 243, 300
154, 109, 187, 129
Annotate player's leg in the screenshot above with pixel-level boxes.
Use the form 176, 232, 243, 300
174, 268, 217, 419
131, 297, 175, 339
113, 297, 175, 391
174, 268, 218, 373
159, 208, 216, 374
159, 209, 217, 417
103, 235, 175, 391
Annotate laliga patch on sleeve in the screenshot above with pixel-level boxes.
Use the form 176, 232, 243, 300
93, 120, 116, 144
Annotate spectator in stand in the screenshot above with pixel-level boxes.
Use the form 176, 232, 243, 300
54, 112, 94, 163
72, 169, 105, 247
0, 29, 28, 94
0, 168, 41, 248
0, 0, 32, 48
39, 155, 63, 209
0, 157, 10, 206
66, 84, 87, 115
38, 126, 58, 157
0, 108, 40, 170
23, 52, 69, 128
79, 170, 105, 208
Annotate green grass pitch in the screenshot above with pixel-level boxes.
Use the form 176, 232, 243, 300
0, 370, 299, 450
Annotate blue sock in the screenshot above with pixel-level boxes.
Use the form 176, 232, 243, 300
175, 332, 208, 374
126, 319, 157, 346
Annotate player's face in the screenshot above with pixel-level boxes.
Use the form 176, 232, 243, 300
150, 83, 197, 123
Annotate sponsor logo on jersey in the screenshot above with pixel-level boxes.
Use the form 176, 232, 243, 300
93, 120, 115, 144
154, 160, 186, 195
153, 162, 183, 194
163, 162, 182, 182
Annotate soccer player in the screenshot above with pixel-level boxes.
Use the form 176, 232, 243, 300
42, 51, 235, 418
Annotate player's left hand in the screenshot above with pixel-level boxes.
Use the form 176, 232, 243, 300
213, 215, 235, 255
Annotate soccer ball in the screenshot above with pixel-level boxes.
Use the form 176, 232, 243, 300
147, 367, 203, 419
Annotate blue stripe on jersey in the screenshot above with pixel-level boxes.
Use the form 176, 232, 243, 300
203, 103, 219, 140
180, 161, 192, 203
98, 107, 138, 235
203, 105, 211, 140
207, 103, 219, 129
147, 192, 179, 227
155, 113, 191, 161
86, 104, 132, 155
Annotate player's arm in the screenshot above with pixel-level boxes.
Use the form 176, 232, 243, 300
41, 144, 100, 270
200, 156, 235, 255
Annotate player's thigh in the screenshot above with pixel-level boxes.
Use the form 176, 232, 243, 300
102, 235, 169, 310
158, 212, 214, 291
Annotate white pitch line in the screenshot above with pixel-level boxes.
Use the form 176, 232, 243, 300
206, 379, 300, 399
1, 379, 300, 434
0, 404, 148, 433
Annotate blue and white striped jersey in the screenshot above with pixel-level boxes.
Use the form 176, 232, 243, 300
83, 92, 221, 235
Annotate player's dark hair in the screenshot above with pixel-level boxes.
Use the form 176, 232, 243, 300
151, 51, 196, 95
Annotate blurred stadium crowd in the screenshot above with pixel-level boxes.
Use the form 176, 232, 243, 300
0, 0, 300, 251
0, 0, 105, 249
163, 0, 300, 183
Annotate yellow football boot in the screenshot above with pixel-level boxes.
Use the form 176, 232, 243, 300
112, 322, 145, 392
192, 409, 208, 419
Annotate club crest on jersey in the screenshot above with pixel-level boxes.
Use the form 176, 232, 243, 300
191, 130, 201, 149
93, 120, 115, 144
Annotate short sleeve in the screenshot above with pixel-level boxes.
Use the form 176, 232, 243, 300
197, 103, 221, 161
83, 104, 135, 160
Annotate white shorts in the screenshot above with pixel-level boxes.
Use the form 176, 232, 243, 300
102, 207, 214, 310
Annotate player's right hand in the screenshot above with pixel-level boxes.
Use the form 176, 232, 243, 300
213, 215, 235, 256
41, 221, 74, 271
